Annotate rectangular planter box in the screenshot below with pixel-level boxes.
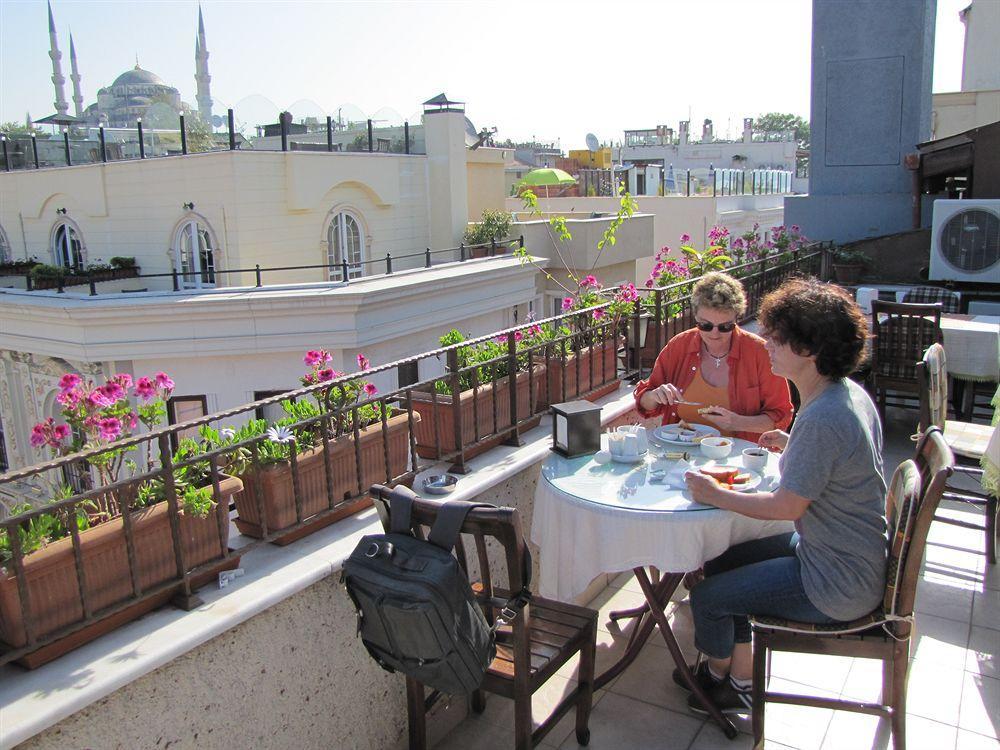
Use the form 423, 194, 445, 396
535, 338, 620, 408
639, 318, 689, 369
232, 412, 414, 542
0, 475, 242, 667
409, 366, 545, 461
32, 266, 140, 290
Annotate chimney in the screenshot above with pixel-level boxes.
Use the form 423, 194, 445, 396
679, 120, 689, 145
702, 119, 714, 143
743, 117, 753, 144
422, 94, 469, 251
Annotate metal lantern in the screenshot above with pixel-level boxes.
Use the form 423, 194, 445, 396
550, 401, 603, 458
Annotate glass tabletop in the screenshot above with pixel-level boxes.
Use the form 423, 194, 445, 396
540, 438, 780, 513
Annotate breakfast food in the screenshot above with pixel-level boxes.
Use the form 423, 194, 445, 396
697, 407, 715, 415
699, 467, 751, 488
677, 419, 693, 430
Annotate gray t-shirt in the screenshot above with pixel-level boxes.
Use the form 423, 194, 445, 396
779, 379, 887, 621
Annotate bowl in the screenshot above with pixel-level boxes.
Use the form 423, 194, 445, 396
741, 447, 769, 472
699, 437, 733, 459
422, 474, 459, 495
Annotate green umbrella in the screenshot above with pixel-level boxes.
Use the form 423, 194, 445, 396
518, 168, 577, 204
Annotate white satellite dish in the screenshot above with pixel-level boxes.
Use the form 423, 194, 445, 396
464, 116, 479, 147
586, 133, 599, 152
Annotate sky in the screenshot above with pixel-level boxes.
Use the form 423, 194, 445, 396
0, 0, 971, 150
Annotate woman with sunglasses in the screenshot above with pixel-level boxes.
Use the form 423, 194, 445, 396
634, 271, 792, 442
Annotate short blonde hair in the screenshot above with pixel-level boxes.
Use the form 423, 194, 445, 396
691, 272, 747, 318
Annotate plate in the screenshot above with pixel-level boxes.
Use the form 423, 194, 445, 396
652, 423, 721, 446
609, 449, 648, 464
697, 465, 763, 492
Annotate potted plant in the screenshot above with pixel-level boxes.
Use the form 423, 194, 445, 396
218, 351, 415, 545
831, 247, 867, 285
409, 329, 547, 461
0, 256, 40, 276
30, 257, 140, 289
464, 209, 513, 258
0, 370, 241, 668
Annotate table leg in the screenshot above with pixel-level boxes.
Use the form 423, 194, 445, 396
634, 567, 739, 740
593, 571, 674, 691
609, 567, 659, 623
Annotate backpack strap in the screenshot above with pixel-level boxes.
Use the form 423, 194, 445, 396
387, 485, 417, 534
427, 500, 487, 551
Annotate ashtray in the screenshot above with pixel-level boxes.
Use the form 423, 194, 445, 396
423, 474, 459, 495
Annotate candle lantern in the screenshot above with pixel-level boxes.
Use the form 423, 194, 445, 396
550, 401, 603, 458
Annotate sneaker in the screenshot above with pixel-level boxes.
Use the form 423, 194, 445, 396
671, 660, 719, 693
686, 677, 753, 715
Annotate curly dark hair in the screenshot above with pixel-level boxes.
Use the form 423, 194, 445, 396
758, 278, 869, 379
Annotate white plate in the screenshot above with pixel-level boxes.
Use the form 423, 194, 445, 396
652, 423, 721, 446
696, 465, 763, 492
609, 449, 648, 464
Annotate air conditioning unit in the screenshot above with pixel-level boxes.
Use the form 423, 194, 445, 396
929, 199, 1000, 283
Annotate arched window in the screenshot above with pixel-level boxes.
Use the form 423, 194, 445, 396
173, 219, 217, 289
327, 211, 365, 280
0, 224, 10, 264
53, 222, 84, 271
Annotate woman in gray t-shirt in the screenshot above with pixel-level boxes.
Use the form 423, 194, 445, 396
679, 278, 886, 716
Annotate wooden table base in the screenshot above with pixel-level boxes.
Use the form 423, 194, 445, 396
595, 567, 739, 740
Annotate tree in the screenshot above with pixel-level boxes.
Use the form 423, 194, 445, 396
184, 115, 216, 153
755, 112, 810, 173
0, 121, 38, 136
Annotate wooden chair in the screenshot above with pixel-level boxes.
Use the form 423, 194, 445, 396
369, 484, 598, 750
869, 300, 943, 420
750, 428, 954, 750
900, 286, 960, 313
918, 344, 998, 564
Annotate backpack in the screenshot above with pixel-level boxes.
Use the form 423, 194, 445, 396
342, 485, 531, 695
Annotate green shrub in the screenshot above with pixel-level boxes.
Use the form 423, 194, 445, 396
109, 256, 137, 269
29, 263, 67, 280
463, 209, 513, 246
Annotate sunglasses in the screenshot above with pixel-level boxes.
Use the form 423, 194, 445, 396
694, 320, 736, 333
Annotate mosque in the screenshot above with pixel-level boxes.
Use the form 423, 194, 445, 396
44, 0, 213, 128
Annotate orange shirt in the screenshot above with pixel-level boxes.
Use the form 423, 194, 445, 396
634, 326, 793, 443
675, 370, 732, 436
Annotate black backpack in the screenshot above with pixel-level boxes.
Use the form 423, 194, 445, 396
342, 485, 531, 695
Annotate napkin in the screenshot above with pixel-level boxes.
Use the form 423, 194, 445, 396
664, 458, 693, 489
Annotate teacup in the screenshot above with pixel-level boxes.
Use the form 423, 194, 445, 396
742, 447, 768, 472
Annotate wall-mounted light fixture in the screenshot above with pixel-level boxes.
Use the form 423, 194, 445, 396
56, 207, 67, 215
182, 202, 195, 211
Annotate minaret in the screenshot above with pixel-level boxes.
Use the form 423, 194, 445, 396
69, 33, 83, 118
194, 4, 213, 123
47, 1, 69, 116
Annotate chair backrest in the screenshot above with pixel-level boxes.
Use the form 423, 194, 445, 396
871, 300, 943, 381
895, 428, 955, 635
901, 286, 960, 313
369, 484, 531, 645
917, 343, 949, 432
883, 459, 922, 621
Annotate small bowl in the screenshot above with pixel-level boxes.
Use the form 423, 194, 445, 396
422, 474, 459, 495
700, 437, 733, 459
741, 448, 769, 472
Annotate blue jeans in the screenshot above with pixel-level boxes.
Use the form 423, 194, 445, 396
689, 532, 835, 660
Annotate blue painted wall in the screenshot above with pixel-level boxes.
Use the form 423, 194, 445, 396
786, 0, 937, 243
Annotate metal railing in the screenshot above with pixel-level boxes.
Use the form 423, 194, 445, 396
0, 243, 825, 666
4, 238, 523, 296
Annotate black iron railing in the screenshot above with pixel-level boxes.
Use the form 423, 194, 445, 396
0, 243, 825, 667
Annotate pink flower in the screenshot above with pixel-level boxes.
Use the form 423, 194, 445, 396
56, 389, 81, 408
356, 354, 370, 371
592, 308, 606, 321
30, 425, 47, 448
529, 324, 542, 337
304, 350, 323, 366
579, 275, 599, 289
154, 372, 175, 391
53, 423, 72, 441
126, 412, 138, 430
363, 383, 378, 397
561, 297, 574, 311
514, 330, 524, 342
653, 261, 665, 272
644, 279, 655, 288
87, 388, 113, 408
317, 368, 335, 382
58, 373, 82, 391
790, 225, 800, 233
679, 234, 691, 244
617, 283, 638, 303
135, 377, 156, 401
101, 382, 125, 403
98, 417, 122, 441
111, 373, 133, 390
302, 372, 317, 385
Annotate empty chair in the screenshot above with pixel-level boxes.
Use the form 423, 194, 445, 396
918, 343, 998, 563
870, 300, 943, 419
900, 286, 960, 313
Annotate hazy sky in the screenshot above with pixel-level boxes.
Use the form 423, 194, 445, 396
0, 0, 970, 149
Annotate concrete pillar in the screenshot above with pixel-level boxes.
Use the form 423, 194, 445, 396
423, 109, 469, 250
785, 0, 936, 243
702, 119, 714, 143
743, 118, 753, 145
678, 120, 689, 145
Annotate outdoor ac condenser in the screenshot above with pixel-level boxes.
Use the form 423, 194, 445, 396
929, 199, 1000, 283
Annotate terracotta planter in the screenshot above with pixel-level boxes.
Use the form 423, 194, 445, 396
233, 411, 414, 542
0, 475, 242, 664
832, 264, 863, 285
0, 261, 40, 275
536, 338, 621, 408
409, 366, 545, 460
639, 318, 690, 369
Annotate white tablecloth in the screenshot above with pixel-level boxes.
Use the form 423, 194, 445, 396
941, 315, 1000, 382
531, 439, 793, 601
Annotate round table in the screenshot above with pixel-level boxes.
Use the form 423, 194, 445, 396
531, 437, 792, 602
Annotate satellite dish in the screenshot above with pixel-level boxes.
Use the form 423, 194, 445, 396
586, 133, 599, 152
464, 116, 479, 147
210, 114, 224, 128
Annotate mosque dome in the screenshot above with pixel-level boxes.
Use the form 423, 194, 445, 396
111, 65, 166, 88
